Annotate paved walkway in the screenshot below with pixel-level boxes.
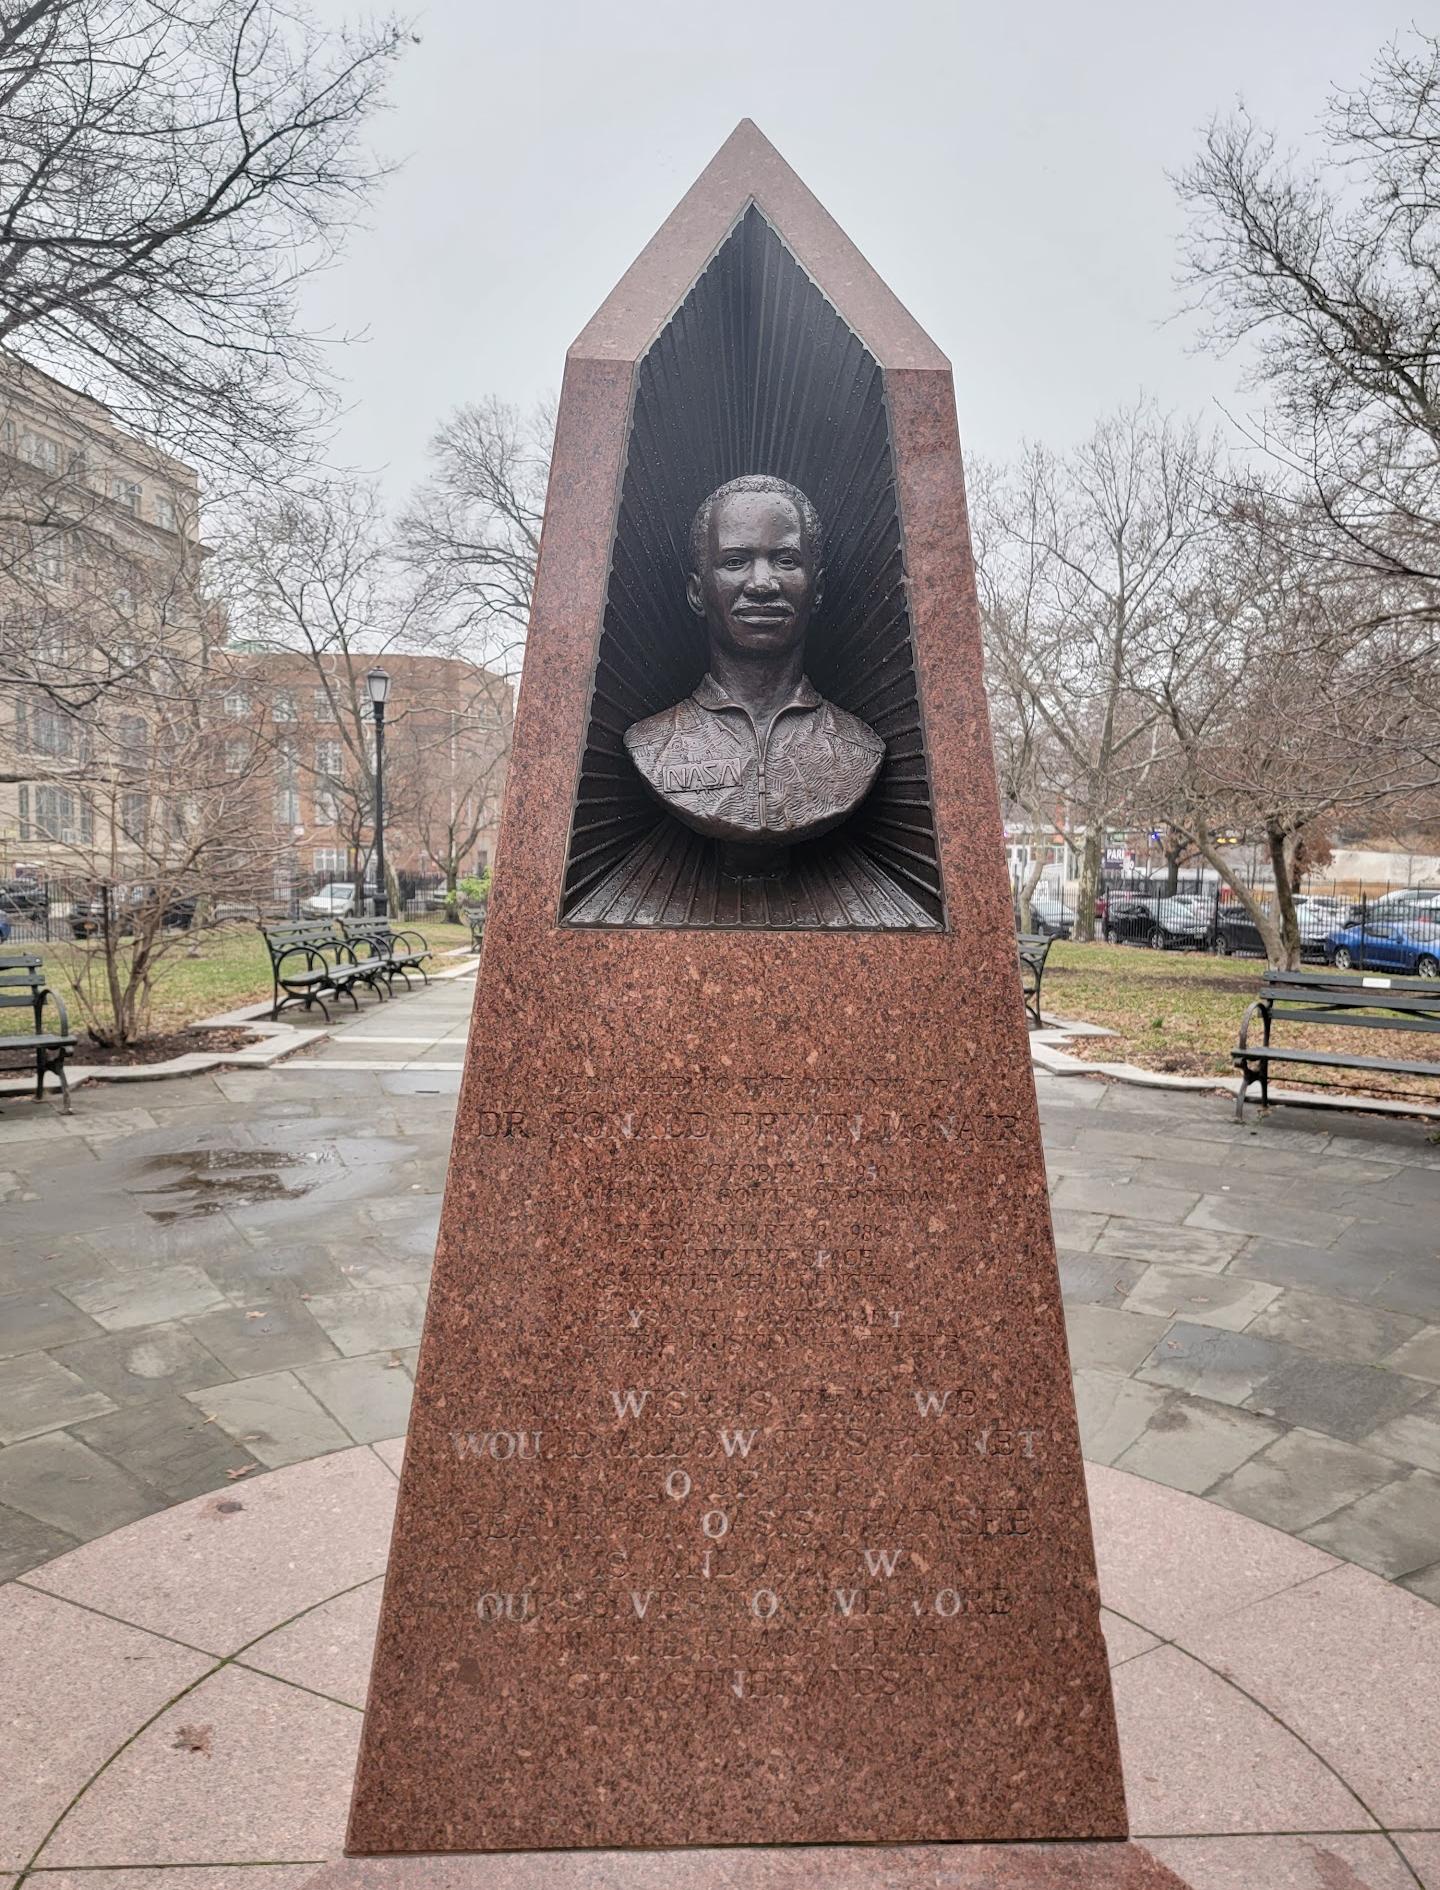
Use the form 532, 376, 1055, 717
2, 1447, 1437, 1886
1, 974, 1438, 1607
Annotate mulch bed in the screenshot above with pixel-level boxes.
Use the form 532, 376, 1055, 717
75, 1026, 263, 1066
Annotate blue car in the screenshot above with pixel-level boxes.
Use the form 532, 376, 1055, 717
1325, 918, 1440, 978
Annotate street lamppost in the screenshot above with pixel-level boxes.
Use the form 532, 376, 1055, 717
366, 667, 391, 919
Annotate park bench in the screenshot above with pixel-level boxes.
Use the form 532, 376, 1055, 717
0, 951, 77, 1113
463, 903, 487, 951
259, 920, 370, 1022
340, 916, 432, 993
1232, 968, 1440, 1121
1017, 932, 1054, 1029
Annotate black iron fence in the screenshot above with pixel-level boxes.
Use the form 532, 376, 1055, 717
1013, 875, 1440, 976
0, 873, 472, 944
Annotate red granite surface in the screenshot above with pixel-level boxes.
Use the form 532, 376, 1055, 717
348, 123, 1125, 1855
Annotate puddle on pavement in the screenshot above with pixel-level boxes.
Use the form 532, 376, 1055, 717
135, 1146, 338, 1222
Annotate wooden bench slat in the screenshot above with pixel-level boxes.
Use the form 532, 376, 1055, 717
1265, 1007, 1440, 1033
1233, 1046, 1440, 1078
0, 1033, 78, 1049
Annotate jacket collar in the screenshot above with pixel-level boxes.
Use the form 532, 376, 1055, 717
692, 671, 822, 716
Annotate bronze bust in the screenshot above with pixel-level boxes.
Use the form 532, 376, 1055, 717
624, 477, 883, 875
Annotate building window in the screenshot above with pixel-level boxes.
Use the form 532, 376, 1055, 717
224, 689, 249, 718
34, 785, 91, 843
315, 739, 343, 776
154, 494, 177, 531
111, 477, 141, 515
120, 791, 148, 844
29, 537, 64, 584
275, 785, 301, 825
313, 847, 347, 875
313, 687, 337, 721
272, 690, 298, 722
22, 431, 61, 474
17, 784, 29, 840
116, 715, 147, 765
224, 739, 247, 774
314, 784, 339, 823
30, 705, 76, 758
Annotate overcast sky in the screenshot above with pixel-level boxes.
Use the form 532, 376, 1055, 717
299, 0, 1402, 501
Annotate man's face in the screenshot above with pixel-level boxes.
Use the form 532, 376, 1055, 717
687, 491, 821, 660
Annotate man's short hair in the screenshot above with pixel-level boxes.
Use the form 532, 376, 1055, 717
687, 475, 822, 575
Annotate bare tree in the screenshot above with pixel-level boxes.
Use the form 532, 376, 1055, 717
1133, 497, 1440, 966
391, 677, 510, 918
217, 478, 426, 905
11, 631, 276, 1044
0, 0, 409, 485
1175, 29, 1440, 627
975, 403, 1220, 936
395, 397, 551, 680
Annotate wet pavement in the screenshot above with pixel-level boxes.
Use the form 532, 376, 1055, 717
1, 970, 1438, 1607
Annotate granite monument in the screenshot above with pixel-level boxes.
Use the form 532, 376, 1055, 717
347, 123, 1140, 1871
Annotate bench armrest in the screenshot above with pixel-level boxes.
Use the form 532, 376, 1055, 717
274, 943, 328, 980
41, 984, 71, 1037
1236, 998, 1266, 1051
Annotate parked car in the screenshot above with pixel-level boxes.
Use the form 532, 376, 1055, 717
1214, 903, 1330, 960
1104, 893, 1210, 950
1325, 918, 1440, 977
1344, 889, 1440, 927
0, 878, 48, 921
302, 881, 357, 918
1021, 889, 1073, 939
70, 886, 197, 940
1293, 894, 1348, 926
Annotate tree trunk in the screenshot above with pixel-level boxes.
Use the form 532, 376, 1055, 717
1076, 827, 1103, 940
1196, 835, 1287, 966
444, 862, 460, 923
1017, 852, 1046, 932
1266, 823, 1303, 971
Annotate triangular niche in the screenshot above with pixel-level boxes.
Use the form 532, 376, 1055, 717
561, 204, 945, 930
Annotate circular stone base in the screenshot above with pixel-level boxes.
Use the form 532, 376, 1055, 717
313, 1843, 1187, 1888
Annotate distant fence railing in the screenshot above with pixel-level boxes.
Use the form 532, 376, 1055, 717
1011, 876, 1440, 973
0, 874, 472, 944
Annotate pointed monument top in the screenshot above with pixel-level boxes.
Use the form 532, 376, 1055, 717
570, 120, 949, 372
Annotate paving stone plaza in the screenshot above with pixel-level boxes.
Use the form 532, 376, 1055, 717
3, 969, 1438, 1598
3, 967, 1440, 1885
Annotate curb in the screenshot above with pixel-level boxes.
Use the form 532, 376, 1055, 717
1034, 1014, 1440, 1123
0, 948, 479, 1097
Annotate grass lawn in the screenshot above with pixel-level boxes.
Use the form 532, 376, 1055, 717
3, 918, 474, 1042
1043, 939, 1439, 1104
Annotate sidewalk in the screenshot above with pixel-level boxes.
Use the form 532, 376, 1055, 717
2, 970, 1438, 1604
3, 973, 1440, 1884
2, 1446, 1436, 1886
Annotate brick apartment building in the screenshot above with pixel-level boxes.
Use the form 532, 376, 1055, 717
0, 355, 209, 876
222, 648, 513, 905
